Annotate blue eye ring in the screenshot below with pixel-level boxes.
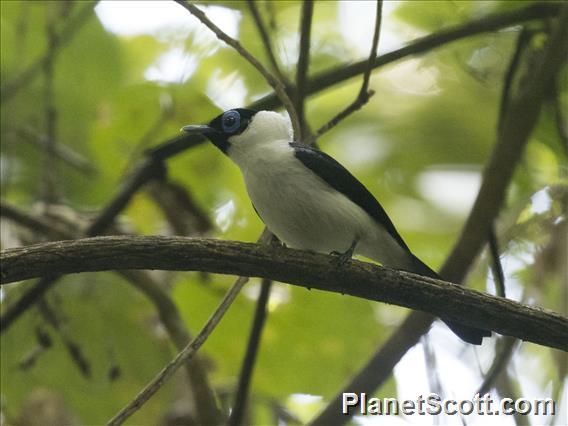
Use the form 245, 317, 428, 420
222, 110, 241, 133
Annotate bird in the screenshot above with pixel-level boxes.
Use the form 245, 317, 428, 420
182, 108, 491, 345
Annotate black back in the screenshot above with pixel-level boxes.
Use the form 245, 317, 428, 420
290, 142, 410, 252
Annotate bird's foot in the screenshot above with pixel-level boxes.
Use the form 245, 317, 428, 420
330, 240, 357, 266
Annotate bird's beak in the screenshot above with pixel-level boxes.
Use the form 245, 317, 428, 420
180, 124, 216, 135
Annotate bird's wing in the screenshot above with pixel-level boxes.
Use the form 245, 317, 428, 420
290, 143, 410, 252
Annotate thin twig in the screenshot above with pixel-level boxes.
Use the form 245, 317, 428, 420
38, 299, 92, 378
229, 278, 273, 426
358, 0, 383, 101
306, 0, 382, 144
0, 276, 59, 333
246, 0, 288, 85
107, 275, 249, 426
118, 271, 223, 425
111, 229, 273, 425
175, 0, 301, 139
422, 336, 444, 398
295, 0, 314, 139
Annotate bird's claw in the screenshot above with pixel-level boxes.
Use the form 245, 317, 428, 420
329, 240, 358, 266
330, 250, 352, 266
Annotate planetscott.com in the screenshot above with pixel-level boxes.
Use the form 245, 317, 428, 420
342, 392, 556, 416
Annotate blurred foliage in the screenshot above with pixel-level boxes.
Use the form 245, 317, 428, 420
1, 1, 566, 425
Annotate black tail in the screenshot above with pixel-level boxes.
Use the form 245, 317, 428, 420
410, 255, 491, 345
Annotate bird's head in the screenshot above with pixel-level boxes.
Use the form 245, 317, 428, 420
181, 109, 292, 158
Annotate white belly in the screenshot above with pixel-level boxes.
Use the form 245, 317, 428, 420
241, 152, 413, 270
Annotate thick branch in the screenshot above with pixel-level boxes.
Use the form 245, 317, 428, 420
2, 236, 566, 352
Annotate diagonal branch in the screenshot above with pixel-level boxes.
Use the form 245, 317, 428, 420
174, 0, 300, 139
307, 0, 382, 144
107, 275, 248, 426
2, 236, 567, 352
246, 0, 288, 86
357, 0, 383, 100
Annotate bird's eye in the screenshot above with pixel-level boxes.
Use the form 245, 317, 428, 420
222, 110, 241, 133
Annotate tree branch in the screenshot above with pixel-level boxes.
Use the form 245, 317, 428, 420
0, 158, 167, 333
2, 236, 566, 352
357, 0, 382, 101
442, 5, 568, 283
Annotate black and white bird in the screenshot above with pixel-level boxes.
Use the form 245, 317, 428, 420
182, 108, 490, 345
